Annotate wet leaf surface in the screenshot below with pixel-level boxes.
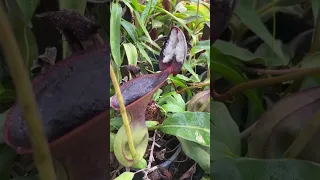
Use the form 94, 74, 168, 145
159, 112, 210, 147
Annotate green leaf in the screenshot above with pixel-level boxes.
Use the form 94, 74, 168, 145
121, 20, 138, 42
123, 43, 138, 66
110, 3, 123, 68
154, 6, 196, 42
190, 40, 210, 57
159, 112, 210, 147
114, 172, 134, 180
16, 0, 40, 22
183, 61, 200, 82
110, 117, 123, 131
137, 43, 153, 68
145, 121, 159, 127
133, 11, 160, 50
211, 158, 320, 180
235, 0, 288, 65
158, 92, 186, 113
168, 75, 192, 98
211, 47, 264, 115
213, 40, 265, 65
211, 101, 241, 156
8, 15, 38, 70
141, 0, 158, 24
299, 52, 320, 90
211, 140, 238, 162
178, 137, 210, 173
111, 118, 159, 131
110, 132, 115, 152
0, 144, 16, 180
312, 0, 320, 25
132, 158, 147, 169
254, 42, 292, 67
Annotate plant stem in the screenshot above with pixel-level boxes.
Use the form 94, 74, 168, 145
283, 108, 320, 158
243, 67, 300, 75
212, 67, 320, 101
110, 63, 137, 160
0, 5, 56, 180
176, 82, 210, 94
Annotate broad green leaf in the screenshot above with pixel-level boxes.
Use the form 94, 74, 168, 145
0, 144, 16, 180
145, 121, 159, 127
110, 3, 122, 68
175, 2, 187, 13
158, 92, 186, 113
211, 140, 238, 162
114, 172, 134, 180
235, 0, 288, 65
16, 0, 40, 22
123, 43, 138, 66
213, 40, 265, 65
178, 137, 210, 173
190, 40, 210, 57
110, 117, 123, 131
211, 101, 241, 156
254, 42, 292, 67
159, 112, 210, 147
132, 158, 147, 169
121, 20, 138, 42
161, 104, 185, 113
183, 2, 210, 21
211, 47, 264, 114
211, 158, 320, 180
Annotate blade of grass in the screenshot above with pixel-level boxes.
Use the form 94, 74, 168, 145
110, 3, 122, 68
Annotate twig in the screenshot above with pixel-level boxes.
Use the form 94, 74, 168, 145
0, 5, 56, 180
243, 67, 300, 75
175, 82, 210, 94
148, 130, 157, 169
212, 67, 320, 101
110, 63, 137, 160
